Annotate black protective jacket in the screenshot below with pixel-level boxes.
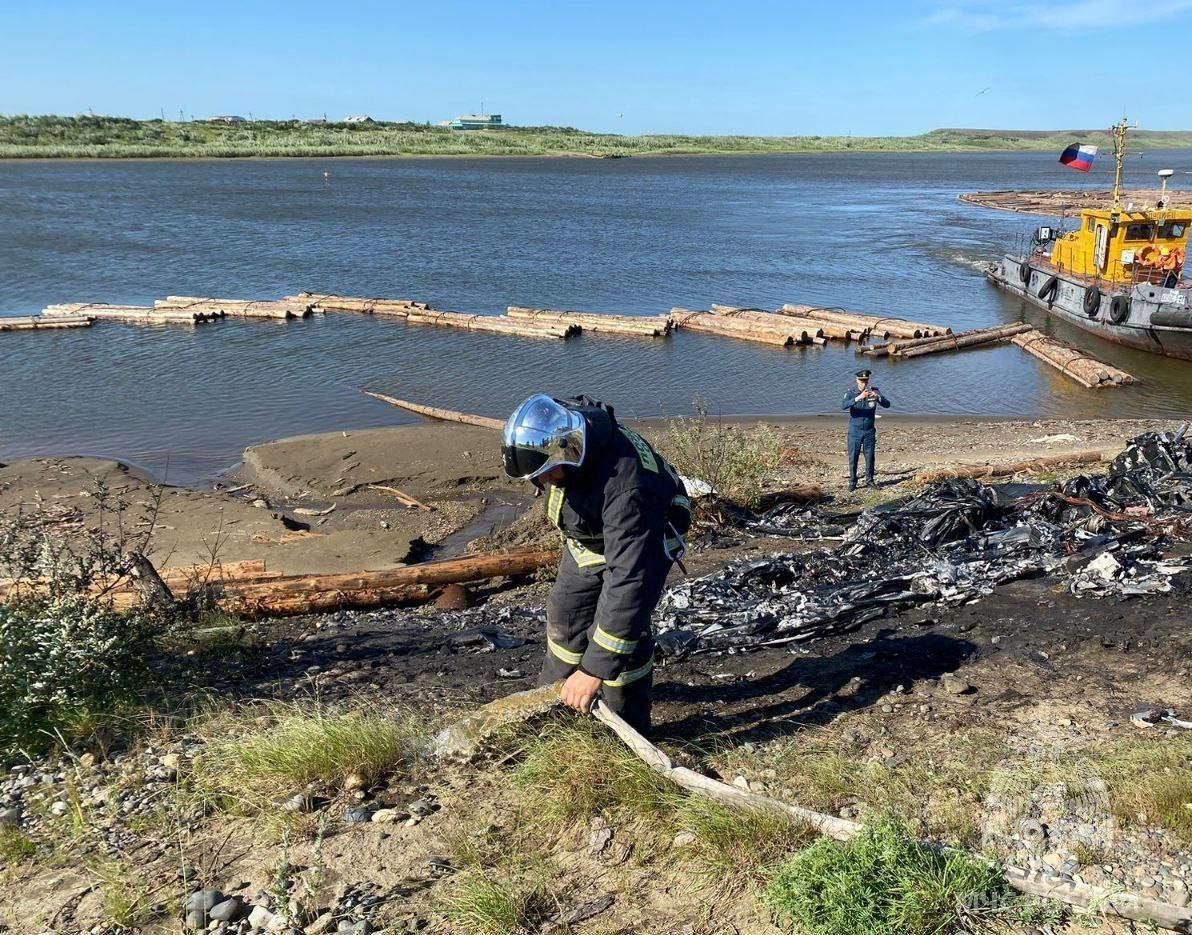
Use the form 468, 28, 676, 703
543, 398, 689, 681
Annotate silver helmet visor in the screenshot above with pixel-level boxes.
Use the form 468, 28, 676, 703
501, 394, 586, 480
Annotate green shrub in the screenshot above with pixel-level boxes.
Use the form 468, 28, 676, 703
0, 597, 159, 759
764, 812, 1009, 935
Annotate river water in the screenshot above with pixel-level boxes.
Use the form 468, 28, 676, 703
2, 151, 1191, 484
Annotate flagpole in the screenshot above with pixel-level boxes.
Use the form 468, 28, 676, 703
1111, 119, 1127, 212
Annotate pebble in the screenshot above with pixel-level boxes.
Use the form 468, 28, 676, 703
0, 807, 19, 827
49, 801, 68, 817
342, 806, 373, 824
589, 816, 613, 855
940, 673, 973, 695
247, 906, 276, 931
672, 831, 697, 847
185, 891, 226, 915
370, 809, 403, 824
304, 914, 335, 935
184, 909, 208, 931
209, 898, 246, 923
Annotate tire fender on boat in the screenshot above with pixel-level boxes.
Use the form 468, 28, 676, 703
1109, 294, 1131, 325
1082, 285, 1101, 317
1018, 261, 1031, 283
1038, 275, 1059, 304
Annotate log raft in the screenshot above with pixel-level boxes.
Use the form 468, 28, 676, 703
41, 303, 218, 325
669, 308, 796, 347
156, 296, 314, 320
506, 306, 671, 337
289, 293, 429, 316
1011, 331, 1137, 388
867, 323, 1033, 358
710, 304, 846, 342
782, 304, 950, 339
405, 309, 579, 339
0, 315, 93, 332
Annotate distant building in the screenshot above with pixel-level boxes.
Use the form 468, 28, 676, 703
207, 115, 247, 124
449, 113, 503, 130
344, 115, 375, 124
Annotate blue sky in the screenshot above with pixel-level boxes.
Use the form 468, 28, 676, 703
3, 0, 1191, 135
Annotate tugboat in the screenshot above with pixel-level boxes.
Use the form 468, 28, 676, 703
986, 121, 1192, 359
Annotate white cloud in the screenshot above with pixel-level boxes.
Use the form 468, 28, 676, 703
924, 0, 1192, 30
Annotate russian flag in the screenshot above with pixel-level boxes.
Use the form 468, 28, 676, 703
1059, 143, 1098, 173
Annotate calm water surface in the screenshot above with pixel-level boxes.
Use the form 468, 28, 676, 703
2, 151, 1191, 483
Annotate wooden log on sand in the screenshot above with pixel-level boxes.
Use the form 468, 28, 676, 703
41, 303, 216, 325
156, 296, 313, 320
405, 309, 578, 339
670, 308, 814, 347
0, 315, 93, 332
1011, 331, 1137, 388
362, 391, 505, 430
710, 304, 851, 341
781, 304, 950, 339
506, 306, 671, 337
890, 323, 1033, 359
914, 450, 1105, 484
288, 293, 429, 316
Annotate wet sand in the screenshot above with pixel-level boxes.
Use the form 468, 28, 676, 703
0, 415, 1174, 579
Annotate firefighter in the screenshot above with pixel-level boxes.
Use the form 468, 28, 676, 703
501, 394, 690, 732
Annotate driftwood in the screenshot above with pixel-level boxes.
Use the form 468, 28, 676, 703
889, 323, 1033, 358
362, 391, 504, 430
781, 304, 950, 339
368, 484, 434, 511
123, 551, 176, 614
506, 306, 671, 337
0, 315, 94, 332
1011, 331, 1137, 388
915, 450, 1106, 484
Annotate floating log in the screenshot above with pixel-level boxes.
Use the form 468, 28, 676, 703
670, 308, 805, 347
41, 303, 217, 325
889, 323, 1033, 359
781, 304, 950, 339
914, 450, 1106, 484
1010, 331, 1137, 388
288, 293, 429, 316
362, 391, 505, 430
405, 309, 578, 339
506, 306, 671, 337
709, 304, 848, 342
0, 315, 93, 332
156, 296, 312, 320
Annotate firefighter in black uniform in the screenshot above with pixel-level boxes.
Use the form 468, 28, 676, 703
501, 394, 690, 732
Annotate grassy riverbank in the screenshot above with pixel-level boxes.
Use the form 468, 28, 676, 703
4, 115, 1192, 159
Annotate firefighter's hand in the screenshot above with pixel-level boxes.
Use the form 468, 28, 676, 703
560, 670, 603, 714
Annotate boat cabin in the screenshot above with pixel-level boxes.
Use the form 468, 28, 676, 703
1049, 207, 1189, 285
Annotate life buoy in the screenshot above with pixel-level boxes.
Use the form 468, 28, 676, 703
1109, 294, 1131, 325
1082, 285, 1101, 317
1137, 245, 1161, 267
1018, 261, 1031, 283
1037, 275, 1059, 303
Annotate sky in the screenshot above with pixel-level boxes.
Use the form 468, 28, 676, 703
3, 0, 1192, 136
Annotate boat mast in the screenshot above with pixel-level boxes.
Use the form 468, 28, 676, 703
1110, 118, 1128, 211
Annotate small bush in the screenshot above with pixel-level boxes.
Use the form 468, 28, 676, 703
675, 798, 814, 893
0, 598, 160, 759
764, 812, 1009, 935
662, 399, 783, 514
192, 705, 425, 812
511, 719, 673, 828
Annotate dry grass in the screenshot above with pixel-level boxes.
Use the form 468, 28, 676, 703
0, 827, 36, 864
439, 867, 553, 935
1103, 736, 1192, 845
190, 702, 425, 813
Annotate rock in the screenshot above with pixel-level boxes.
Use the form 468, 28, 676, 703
49, 800, 69, 817
0, 807, 19, 827
589, 816, 613, 855
941, 674, 973, 695
370, 808, 402, 824
427, 855, 453, 875
280, 793, 317, 813
305, 915, 336, 935
672, 831, 697, 847
1167, 881, 1190, 908
434, 584, 474, 610
343, 772, 367, 792
160, 753, 181, 771
1042, 852, 1064, 872
496, 668, 523, 679
408, 799, 435, 817
247, 906, 276, 931
565, 895, 615, 925
184, 909, 208, 931
343, 806, 373, 824
209, 898, 246, 923
343, 923, 371, 935
839, 805, 862, 821
185, 891, 226, 915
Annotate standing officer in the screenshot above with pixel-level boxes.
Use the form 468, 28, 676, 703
501, 394, 690, 733
841, 369, 891, 490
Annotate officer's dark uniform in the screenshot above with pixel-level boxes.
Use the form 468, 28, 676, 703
841, 377, 891, 488
538, 399, 690, 733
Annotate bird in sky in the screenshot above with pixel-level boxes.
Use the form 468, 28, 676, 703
975, 87, 991, 97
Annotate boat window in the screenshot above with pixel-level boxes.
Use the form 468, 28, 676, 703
1161, 221, 1186, 238
1086, 217, 1096, 232
1124, 223, 1154, 241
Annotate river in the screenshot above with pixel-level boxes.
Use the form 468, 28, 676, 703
2, 151, 1191, 484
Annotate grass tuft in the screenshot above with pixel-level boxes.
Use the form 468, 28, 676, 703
191, 703, 424, 812
764, 812, 1010, 935
511, 718, 673, 828
675, 798, 815, 894
440, 868, 550, 935
0, 827, 37, 864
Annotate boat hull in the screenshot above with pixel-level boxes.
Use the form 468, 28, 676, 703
987, 256, 1192, 361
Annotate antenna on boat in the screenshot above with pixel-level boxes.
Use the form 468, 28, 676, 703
1157, 168, 1174, 210
1109, 118, 1135, 213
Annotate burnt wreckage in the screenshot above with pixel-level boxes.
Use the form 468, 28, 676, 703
655, 428, 1192, 657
